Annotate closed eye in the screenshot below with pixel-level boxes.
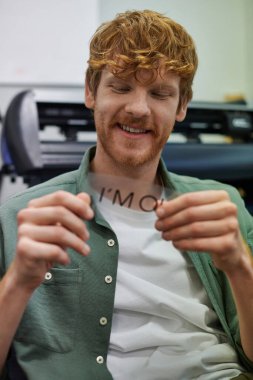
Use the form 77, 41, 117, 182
151, 92, 174, 100
109, 85, 131, 94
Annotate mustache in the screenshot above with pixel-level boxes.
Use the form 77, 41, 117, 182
116, 117, 150, 128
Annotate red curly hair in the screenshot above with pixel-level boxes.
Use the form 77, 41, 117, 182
86, 10, 198, 107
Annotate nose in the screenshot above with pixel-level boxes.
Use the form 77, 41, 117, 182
124, 90, 151, 118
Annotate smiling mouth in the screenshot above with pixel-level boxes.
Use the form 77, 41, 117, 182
119, 124, 149, 134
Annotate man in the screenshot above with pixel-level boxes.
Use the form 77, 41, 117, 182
0, 9, 253, 380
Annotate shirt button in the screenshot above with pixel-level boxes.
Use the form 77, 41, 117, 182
105, 275, 113, 284
44, 272, 52, 281
107, 239, 115, 247
96, 356, 104, 364
99, 317, 108, 326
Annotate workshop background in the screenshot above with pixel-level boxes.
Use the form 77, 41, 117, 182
0, 0, 252, 211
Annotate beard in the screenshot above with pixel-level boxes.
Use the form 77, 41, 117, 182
94, 110, 170, 169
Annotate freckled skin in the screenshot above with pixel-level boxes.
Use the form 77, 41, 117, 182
85, 69, 187, 174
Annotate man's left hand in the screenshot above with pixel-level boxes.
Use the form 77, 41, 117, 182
155, 190, 250, 274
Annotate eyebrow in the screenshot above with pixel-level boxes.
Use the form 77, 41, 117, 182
152, 83, 178, 93
105, 76, 127, 85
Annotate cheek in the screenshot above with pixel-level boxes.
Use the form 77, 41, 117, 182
93, 105, 113, 132
160, 112, 176, 131
94, 99, 115, 117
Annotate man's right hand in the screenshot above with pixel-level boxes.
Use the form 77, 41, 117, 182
11, 190, 94, 292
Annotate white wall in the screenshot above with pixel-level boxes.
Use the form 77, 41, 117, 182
244, 0, 253, 104
0, 0, 100, 114
0, 0, 99, 85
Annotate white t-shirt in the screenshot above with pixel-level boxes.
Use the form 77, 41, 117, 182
96, 197, 244, 380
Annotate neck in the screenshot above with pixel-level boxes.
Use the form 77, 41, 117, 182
90, 150, 161, 187
89, 149, 163, 211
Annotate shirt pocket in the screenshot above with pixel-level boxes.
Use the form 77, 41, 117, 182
15, 267, 81, 353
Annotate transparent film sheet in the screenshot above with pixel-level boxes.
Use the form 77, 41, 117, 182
88, 172, 178, 214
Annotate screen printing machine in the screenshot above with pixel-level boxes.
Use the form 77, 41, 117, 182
1, 90, 253, 214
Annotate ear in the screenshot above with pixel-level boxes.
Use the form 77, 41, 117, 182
175, 100, 188, 122
85, 80, 95, 109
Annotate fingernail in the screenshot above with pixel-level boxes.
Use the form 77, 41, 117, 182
156, 208, 165, 217
156, 221, 163, 230
87, 208, 94, 218
82, 243, 90, 256
85, 230, 90, 240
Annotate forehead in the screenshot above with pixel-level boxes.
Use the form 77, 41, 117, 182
101, 67, 181, 88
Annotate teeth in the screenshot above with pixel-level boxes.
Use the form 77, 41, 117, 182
121, 125, 146, 133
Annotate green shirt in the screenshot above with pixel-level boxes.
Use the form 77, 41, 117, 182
1, 147, 253, 379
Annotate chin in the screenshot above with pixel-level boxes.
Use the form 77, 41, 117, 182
113, 150, 158, 168
99, 136, 163, 168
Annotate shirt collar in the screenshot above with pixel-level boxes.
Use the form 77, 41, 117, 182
76, 145, 96, 195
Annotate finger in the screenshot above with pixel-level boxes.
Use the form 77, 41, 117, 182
17, 236, 71, 266
17, 207, 90, 241
76, 192, 92, 204
160, 217, 239, 241
77, 192, 94, 219
156, 190, 230, 220
18, 224, 90, 256
169, 233, 239, 255
155, 200, 237, 231
28, 191, 94, 220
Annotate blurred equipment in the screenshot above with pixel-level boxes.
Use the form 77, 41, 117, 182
1, 90, 253, 213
